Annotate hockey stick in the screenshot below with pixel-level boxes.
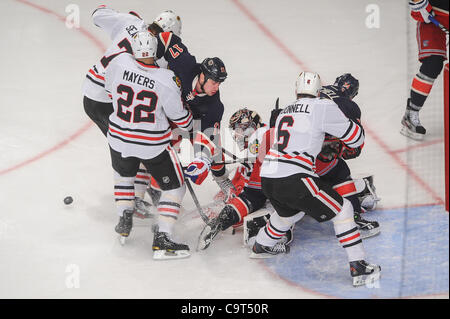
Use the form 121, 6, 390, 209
184, 177, 209, 223
429, 15, 449, 34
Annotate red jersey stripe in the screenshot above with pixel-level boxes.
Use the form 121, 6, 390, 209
109, 127, 172, 141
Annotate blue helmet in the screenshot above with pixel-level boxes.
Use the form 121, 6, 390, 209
200, 57, 227, 83
334, 73, 359, 99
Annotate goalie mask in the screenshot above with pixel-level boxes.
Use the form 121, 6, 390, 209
229, 108, 262, 151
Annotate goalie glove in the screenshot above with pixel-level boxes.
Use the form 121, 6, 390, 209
409, 0, 434, 23
185, 157, 211, 185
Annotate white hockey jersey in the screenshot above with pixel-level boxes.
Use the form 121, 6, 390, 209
82, 6, 147, 102
104, 53, 192, 159
260, 97, 364, 178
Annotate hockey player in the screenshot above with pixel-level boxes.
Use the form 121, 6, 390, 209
104, 31, 193, 259
317, 73, 381, 239
82, 6, 182, 217
197, 108, 295, 250
153, 32, 233, 195
256, 71, 380, 287
401, 0, 449, 140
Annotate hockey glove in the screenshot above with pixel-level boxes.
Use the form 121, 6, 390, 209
341, 144, 362, 160
269, 108, 282, 128
185, 157, 211, 185
318, 138, 342, 162
409, 0, 434, 23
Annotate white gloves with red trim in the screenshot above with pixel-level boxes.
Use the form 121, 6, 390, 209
409, 0, 434, 23
185, 157, 211, 185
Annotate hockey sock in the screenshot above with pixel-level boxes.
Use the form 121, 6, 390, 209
157, 185, 186, 234
409, 56, 444, 110
333, 180, 363, 214
113, 171, 135, 217
134, 163, 151, 199
332, 199, 365, 262
255, 211, 303, 247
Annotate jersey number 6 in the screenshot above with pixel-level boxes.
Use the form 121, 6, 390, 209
116, 84, 157, 123
276, 116, 294, 152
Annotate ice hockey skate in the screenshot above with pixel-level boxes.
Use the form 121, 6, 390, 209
249, 241, 290, 259
350, 260, 381, 287
134, 197, 154, 219
152, 231, 190, 260
354, 213, 380, 239
197, 208, 238, 250
244, 214, 294, 247
115, 209, 134, 245
359, 175, 381, 211
400, 100, 426, 140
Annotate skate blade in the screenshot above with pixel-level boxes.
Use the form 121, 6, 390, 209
360, 227, 381, 239
118, 235, 128, 246
196, 225, 213, 251
352, 268, 381, 287
153, 249, 190, 260
400, 126, 424, 141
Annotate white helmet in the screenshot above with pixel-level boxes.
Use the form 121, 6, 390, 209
295, 71, 322, 97
131, 31, 157, 59
154, 10, 182, 36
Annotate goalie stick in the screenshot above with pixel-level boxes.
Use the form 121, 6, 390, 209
185, 177, 209, 224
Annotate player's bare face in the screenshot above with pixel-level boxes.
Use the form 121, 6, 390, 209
203, 78, 220, 96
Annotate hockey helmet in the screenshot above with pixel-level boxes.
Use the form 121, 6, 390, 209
334, 73, 359, 99
154, 10, 182, 37
229, 108, 262, 151
131, 31, 158, 59
200, 57, 227, 83
295, 71, 322, 97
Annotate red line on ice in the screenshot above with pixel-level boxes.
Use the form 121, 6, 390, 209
392, 138, 444, 154
0, 0, 107, 176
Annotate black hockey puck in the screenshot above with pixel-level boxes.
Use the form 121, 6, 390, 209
64, 196, 73, 205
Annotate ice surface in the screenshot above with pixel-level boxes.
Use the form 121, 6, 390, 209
0, 0, 447, 299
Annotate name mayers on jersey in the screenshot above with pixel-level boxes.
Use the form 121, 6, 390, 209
105, 53, 192, 160
122, 70, 156, 89
260, 97, 364, 179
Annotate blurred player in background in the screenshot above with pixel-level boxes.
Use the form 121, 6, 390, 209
401, 0, 449, 140
104, 31, 192, 259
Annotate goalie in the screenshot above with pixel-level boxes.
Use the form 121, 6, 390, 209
197, 108, 295, 250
